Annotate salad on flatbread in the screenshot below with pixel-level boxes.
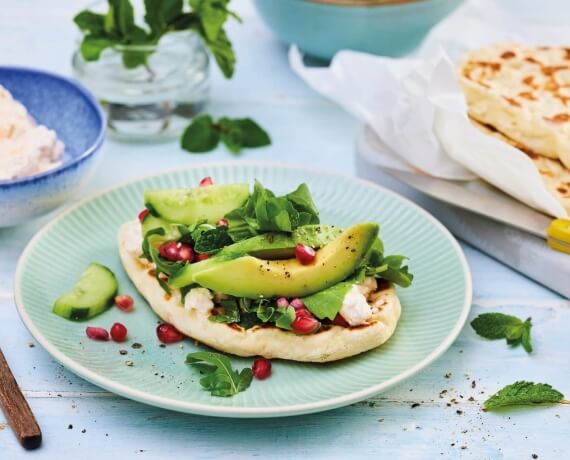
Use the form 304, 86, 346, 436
117, 177, 413, 363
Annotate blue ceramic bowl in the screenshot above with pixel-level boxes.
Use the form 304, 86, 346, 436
253, 0, 463, 60
0, 67, 105, 227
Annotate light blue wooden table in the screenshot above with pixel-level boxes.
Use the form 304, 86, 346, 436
0, 1, 568, 458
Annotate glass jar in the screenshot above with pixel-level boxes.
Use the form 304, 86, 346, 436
72, 30, 209, 142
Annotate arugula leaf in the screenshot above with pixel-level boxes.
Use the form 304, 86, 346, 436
274, 306, 296, 330
484, 381, 565, 410
186, 351, 252, 397
302, 271, 365, 320
181, 115, 221, 153
181, 115, 271, 154
208, 299, 240, 323
225, 181, 319, 242
141, 227, 186, 293
193, 227, 234, 254
471, 313, 532, 353
378, 256, 414, 288
209, 297, 295, 331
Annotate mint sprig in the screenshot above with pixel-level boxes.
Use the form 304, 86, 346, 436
471, 313, 533, 353
74, 0, 239, 77
181, 115, 271, 154
185, 351, 252, 397
484, 381, 566, 410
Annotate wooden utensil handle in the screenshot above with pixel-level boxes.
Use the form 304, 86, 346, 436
0, 349, 42, 449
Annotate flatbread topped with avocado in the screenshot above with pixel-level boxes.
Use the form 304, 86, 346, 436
118, 179, 412, 363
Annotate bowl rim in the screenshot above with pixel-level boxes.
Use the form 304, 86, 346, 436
0, 65, 106, 188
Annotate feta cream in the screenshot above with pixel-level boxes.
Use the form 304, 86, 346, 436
339, 277, 378, 326
123, 221, 144, 258
184, 288, 214, 314
0, 85, 64, 180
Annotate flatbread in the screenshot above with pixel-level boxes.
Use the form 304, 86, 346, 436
472, 118, 570, 214
459, 43, 570, 169
118, 221, 401, 363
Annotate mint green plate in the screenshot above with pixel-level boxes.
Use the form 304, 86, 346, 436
15, 163, 472, 418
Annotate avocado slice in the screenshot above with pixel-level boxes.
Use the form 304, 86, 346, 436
168, 224, 344, 289
191, 223, 379, 298
144, 183, 249, 225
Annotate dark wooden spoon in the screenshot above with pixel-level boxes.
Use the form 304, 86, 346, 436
0, 348, 42, 449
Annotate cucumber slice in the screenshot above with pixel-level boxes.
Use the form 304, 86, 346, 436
141, 214, 182, 241
144, 184, 249, 225
53, 263, 118, 321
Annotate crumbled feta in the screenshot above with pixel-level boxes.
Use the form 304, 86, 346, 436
184, 288, 214, 314
339, 284, 374, 326
123, 221, 144, 257
0, 85, 64, 180
357, 277, 377, 296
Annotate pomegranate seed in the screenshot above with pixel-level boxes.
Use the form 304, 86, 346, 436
295, 244, 316, 265
291, 315, 321, 335
177, 244, 194, 262
276, 297, 289, 308
110, 322, 128, 342
159, 241, 194, 262
199, 176, 214, 187
115, 295, 134, 312
196, 253, 210, 261
290, 298, 305, 309
295, 308, 313, 318
86, 326, 109, 341
252, 357, 272, 380
138, 208, 149, 223
217, 218, 228, 227
331, 313, 349, 327
156, 323, 184, 344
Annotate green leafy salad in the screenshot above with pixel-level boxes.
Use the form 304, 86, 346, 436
138, 178, 413, 333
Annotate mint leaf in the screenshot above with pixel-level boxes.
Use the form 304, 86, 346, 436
471, 313, 532, 353
302, 271, 365, 320
74, 11, 106, 35
193, 227, 233, 254
521, 319, 533, 353
144, 0, 183, 37
190, 0, 229, 41
108, 0, 137, 38
122, 49, 152, 68
79, 36, 116, 61
484, 381, 564, 410
225, 181, 319, 242
188, 0, 239, 78
186, 351, 252, 397
217, 117, 271, 154
218, 117, 244, 153
181, 115, 220, 153
205, 28, 236, 78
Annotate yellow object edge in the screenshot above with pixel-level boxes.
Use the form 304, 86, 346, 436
547, 219, 570, 254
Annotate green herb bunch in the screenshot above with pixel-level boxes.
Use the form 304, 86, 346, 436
74, 0, 239, 78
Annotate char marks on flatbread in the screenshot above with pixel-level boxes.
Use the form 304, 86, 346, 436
472, 118, 570, 214
460, 44, 570, 169
118, 221, 401, 363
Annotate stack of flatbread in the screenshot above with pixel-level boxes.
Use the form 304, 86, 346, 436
459, 43, 570, 214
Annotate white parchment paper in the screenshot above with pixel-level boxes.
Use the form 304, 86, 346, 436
289, 0, 569, 218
